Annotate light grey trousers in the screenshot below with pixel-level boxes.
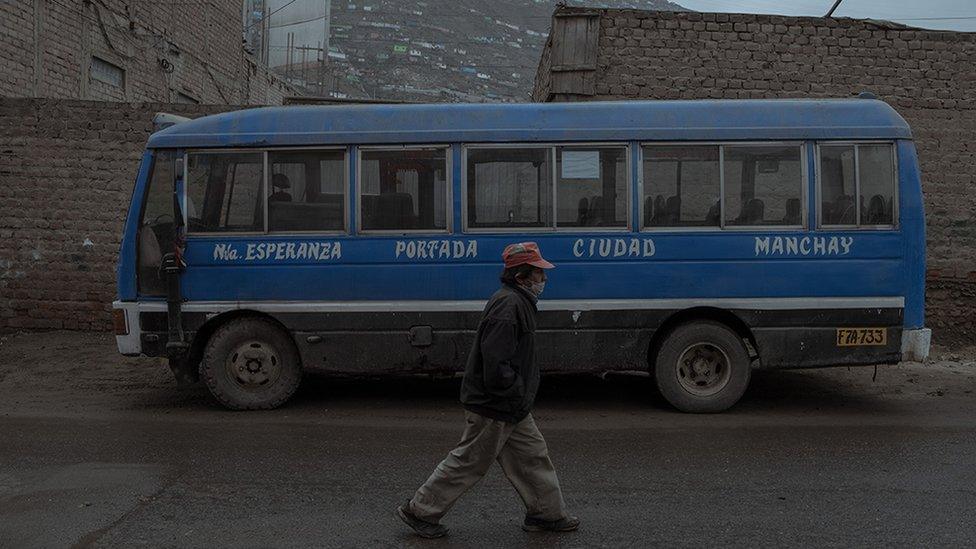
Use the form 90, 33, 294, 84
408, 410, 568, 524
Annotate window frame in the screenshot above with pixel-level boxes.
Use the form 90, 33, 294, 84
461, 142, 632, 234
355, 144, 453, 235
183, 149, 269, 236
183, 147, 352, 237
639, 141, 808, 232
815, 141, 899, 230
266, 146, 350, 236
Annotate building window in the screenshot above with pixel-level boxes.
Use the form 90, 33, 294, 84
466, 147, 552, 229
90, 56, 124, 88
643, 145, 721, 228
820, 143, 895, 227
269, 150, 346, 232
724, 145, 804, 227
360, 147, 448, 232
556, 146, 627, 228
186, 152, 265, 233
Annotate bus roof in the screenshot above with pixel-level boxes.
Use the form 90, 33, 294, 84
146, 98, 912, 149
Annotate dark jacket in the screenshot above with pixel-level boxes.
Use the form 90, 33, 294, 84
460, 283, 541, 423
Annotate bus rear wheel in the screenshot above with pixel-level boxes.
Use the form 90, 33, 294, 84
653, 321, 751, 413
200, 317, 303, 410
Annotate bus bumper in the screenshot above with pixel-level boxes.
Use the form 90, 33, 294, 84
112, 301, 142, 356
900, 328, 931, 362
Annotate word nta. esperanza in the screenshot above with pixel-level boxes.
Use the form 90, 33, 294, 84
212, 241, 342, 261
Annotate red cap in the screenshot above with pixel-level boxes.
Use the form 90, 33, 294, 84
502, 242, 555, 270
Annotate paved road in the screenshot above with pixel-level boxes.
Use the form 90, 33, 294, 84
1, 332, 975, 548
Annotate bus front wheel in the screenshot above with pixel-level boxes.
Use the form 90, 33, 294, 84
653, 321, 751, 413
200, 317, 303, 410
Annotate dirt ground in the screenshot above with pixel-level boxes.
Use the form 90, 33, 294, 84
0, 330, 974, 423
2, 331, 976, 548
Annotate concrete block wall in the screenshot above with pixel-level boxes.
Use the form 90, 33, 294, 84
0, 0, 294, 105
0, 98, 238, 331
533, 8, 976, 345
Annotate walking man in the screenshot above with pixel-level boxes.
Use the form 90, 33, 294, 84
397, 242, 579, 538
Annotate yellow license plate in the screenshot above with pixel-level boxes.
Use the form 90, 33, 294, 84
836, 328, 887, 346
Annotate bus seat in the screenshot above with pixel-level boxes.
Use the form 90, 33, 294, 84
741, 198, 764, 224
643, 196, 654, 226
822, 201, 835, 224
577, 197, 590, 226
138, 223, 165, 294
589, 196, 605, 225
783, 198, 801, 225
650, 195, 667, 225
866, 194, 886, 224
705, 200, 720, 226
666, 195, 681, 224
269, 200, 344, 231
835, 195, 855, 224
375, 192, 416, 229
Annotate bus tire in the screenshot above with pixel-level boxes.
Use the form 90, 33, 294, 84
653, 321, 751, 413
199, 317, 302, 410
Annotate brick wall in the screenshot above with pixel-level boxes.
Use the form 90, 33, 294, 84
533, 8, 976, 346
0, 0, 295, 105
0, 98, 239, 331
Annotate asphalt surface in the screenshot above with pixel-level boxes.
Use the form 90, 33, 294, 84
1, 331, 975, 548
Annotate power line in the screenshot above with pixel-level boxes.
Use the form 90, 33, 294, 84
895, 16, 976, 21
244, 0, 300, 32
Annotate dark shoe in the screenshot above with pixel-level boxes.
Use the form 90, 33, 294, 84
522, 515, 581, 532
396, 502, 449, 539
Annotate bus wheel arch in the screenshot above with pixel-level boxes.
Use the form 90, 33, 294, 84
648, 308, 757, 413
194, 310, 304, 410
648, 307, 758, 366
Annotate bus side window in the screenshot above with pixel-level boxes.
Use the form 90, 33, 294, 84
556, 146, 627, 228
643, 145, 721, 228
268, 150, 346, 232
466, 147, 552, 229
138, 150, 175, 296
186, 152, 264, 233
857, 144, 895, 226
820, 145, 856, 225
724, 145, 803, 227
360, 148, 448, 232
819, 143, 895, 228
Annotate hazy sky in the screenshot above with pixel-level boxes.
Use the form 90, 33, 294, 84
677, 0, 976, 31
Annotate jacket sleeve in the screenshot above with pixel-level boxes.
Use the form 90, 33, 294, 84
479, 317, 523, 398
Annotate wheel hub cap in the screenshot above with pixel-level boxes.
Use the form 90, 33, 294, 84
676, 343, 732, 397
227, 341, 281, 389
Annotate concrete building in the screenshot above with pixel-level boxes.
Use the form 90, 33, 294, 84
533, 6, 976, 342
0, 0, 296, 104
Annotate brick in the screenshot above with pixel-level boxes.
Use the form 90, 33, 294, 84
532, 8, 976, 344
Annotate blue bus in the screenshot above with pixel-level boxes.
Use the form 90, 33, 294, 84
113, 98, 930, 412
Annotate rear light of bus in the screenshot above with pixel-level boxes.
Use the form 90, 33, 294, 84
113, 309, 129, 336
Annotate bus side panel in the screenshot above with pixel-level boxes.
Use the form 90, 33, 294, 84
117, 150, 154, 302
134, 305, 906, 373
747, 308, 904, 369
277, 310, 661, 374
897, 140, 926, 330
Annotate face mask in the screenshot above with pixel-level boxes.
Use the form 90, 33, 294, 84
526, 280, 546, 297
